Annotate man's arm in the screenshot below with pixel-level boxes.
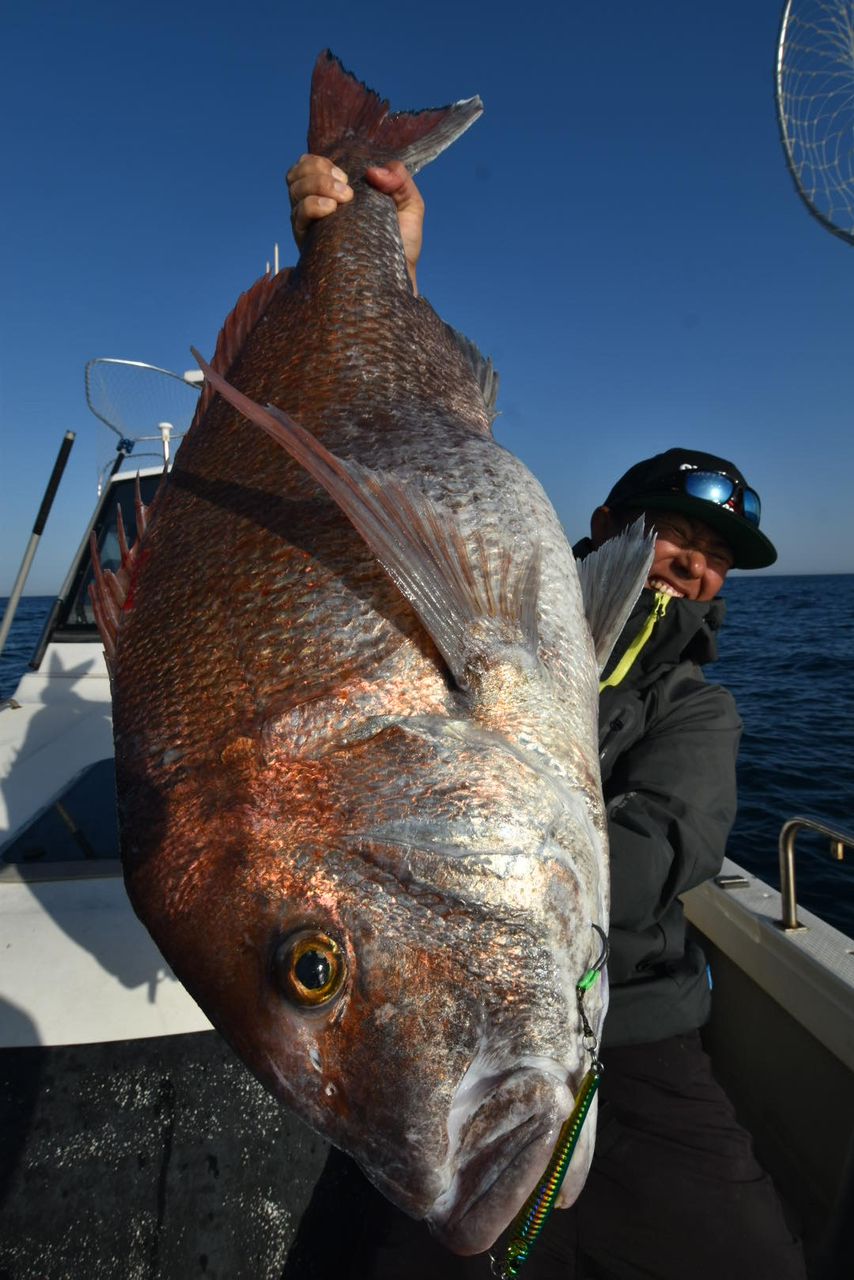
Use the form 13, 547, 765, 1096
286, 154, 425, 293
605, 678, 741, 940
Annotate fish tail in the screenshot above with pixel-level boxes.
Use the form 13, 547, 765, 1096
308, 50, 482, 175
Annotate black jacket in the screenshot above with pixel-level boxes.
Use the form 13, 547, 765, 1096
578, 561, 741, 1047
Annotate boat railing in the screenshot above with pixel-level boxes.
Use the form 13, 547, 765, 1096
779, 816, 854, 931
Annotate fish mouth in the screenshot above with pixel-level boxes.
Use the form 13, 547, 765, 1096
427, 1069, 572, 1256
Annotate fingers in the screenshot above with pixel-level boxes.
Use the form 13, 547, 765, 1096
286, 154, 353, 246
284, 156, 424, 293
287, 155, 353, 206
365, 161, 424, 292
364, 161, 424, 214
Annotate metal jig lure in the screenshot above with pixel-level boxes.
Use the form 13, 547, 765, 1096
491, 925, 608, 1279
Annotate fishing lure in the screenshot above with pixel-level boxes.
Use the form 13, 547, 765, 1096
492, 925, 608, 1279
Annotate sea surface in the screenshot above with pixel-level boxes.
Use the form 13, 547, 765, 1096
707, 573, 854, 937
2, 578, 853, 936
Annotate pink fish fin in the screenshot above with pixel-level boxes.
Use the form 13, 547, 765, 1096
575, 517, 656, 674
88, 473, 165, 669
189, 268, 292, 431
191, 349, 539, 691
309, 50, 482, 176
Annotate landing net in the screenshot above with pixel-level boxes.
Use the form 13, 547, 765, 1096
776, 0, 854, 244
84, 358, 201, 443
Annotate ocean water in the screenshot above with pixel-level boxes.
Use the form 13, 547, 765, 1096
707, 574, 854, 937
2, 579, 853, 936
0, 596, 56, 704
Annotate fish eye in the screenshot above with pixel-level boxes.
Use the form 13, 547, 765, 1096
273, 931, 346, 1008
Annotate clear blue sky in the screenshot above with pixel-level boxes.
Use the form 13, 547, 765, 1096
2, 0, 852, 595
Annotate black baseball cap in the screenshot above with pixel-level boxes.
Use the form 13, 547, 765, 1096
604, 448, 777, 569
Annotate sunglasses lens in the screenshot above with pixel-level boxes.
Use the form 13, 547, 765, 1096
683, 472, 735, 504
680, 471, 762, 527
742, 488, 761, 526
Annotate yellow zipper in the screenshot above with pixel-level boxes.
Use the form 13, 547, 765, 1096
599, 592, 672, 691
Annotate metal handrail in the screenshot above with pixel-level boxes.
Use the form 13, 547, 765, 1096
778, 816, 854, 931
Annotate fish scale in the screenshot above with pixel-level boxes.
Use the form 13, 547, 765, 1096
92, 50, 654, 1259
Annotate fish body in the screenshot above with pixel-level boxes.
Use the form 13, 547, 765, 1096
97, 53, 651, 1255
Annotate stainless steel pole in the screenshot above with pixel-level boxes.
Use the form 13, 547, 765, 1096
0, 431, 75, 659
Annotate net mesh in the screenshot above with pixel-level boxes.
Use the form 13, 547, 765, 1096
84, 359, 201, 440
776, 0, 854, 243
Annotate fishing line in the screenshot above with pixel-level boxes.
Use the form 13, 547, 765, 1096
491, 925, 608, 1280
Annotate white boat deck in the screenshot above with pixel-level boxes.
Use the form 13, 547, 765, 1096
1, 637, 212, 1047
1, 643, 111, 834
0, 871, 211, 1046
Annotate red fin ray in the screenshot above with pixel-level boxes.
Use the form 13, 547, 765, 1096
189, 269, 292, 434
89, 474, 162, 668
192, 351, 541, 692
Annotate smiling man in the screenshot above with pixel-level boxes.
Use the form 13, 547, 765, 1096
575, 447, 777, 1052
550, 450, 806, 1279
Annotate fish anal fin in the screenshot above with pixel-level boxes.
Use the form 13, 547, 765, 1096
308, 50, 482, 176
576, 519, 656, 673
193, 351, 539, 690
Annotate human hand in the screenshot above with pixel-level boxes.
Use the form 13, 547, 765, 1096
286, 155, 424, 293
361, 161, 424, 293
287, 154, 353, 245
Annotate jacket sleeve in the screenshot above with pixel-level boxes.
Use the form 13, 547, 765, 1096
605, 672, 741, 937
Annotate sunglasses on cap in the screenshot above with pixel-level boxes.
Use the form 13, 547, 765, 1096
662, 469, 762, 527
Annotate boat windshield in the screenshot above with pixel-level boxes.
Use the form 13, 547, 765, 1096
55, 472, 164, 633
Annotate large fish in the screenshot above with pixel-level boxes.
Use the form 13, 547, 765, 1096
92, 52, 651, 1256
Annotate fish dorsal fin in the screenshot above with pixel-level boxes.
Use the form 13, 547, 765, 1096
192, 351, 540, 690
190, 269, 292, 431
89, 474, 165, 670
308, 51, 482, 176
575, 518, 656, 674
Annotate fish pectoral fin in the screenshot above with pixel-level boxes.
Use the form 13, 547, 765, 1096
575, 517, 656, 673
191, 351, 540, 692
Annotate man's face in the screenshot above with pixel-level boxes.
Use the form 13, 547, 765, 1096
645, 511, 734, 602
592, 507, 735, 602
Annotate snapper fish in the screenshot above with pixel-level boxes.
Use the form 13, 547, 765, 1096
91, 51, 652, 1256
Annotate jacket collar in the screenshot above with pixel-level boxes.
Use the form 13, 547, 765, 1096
573, 537, 726, 685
